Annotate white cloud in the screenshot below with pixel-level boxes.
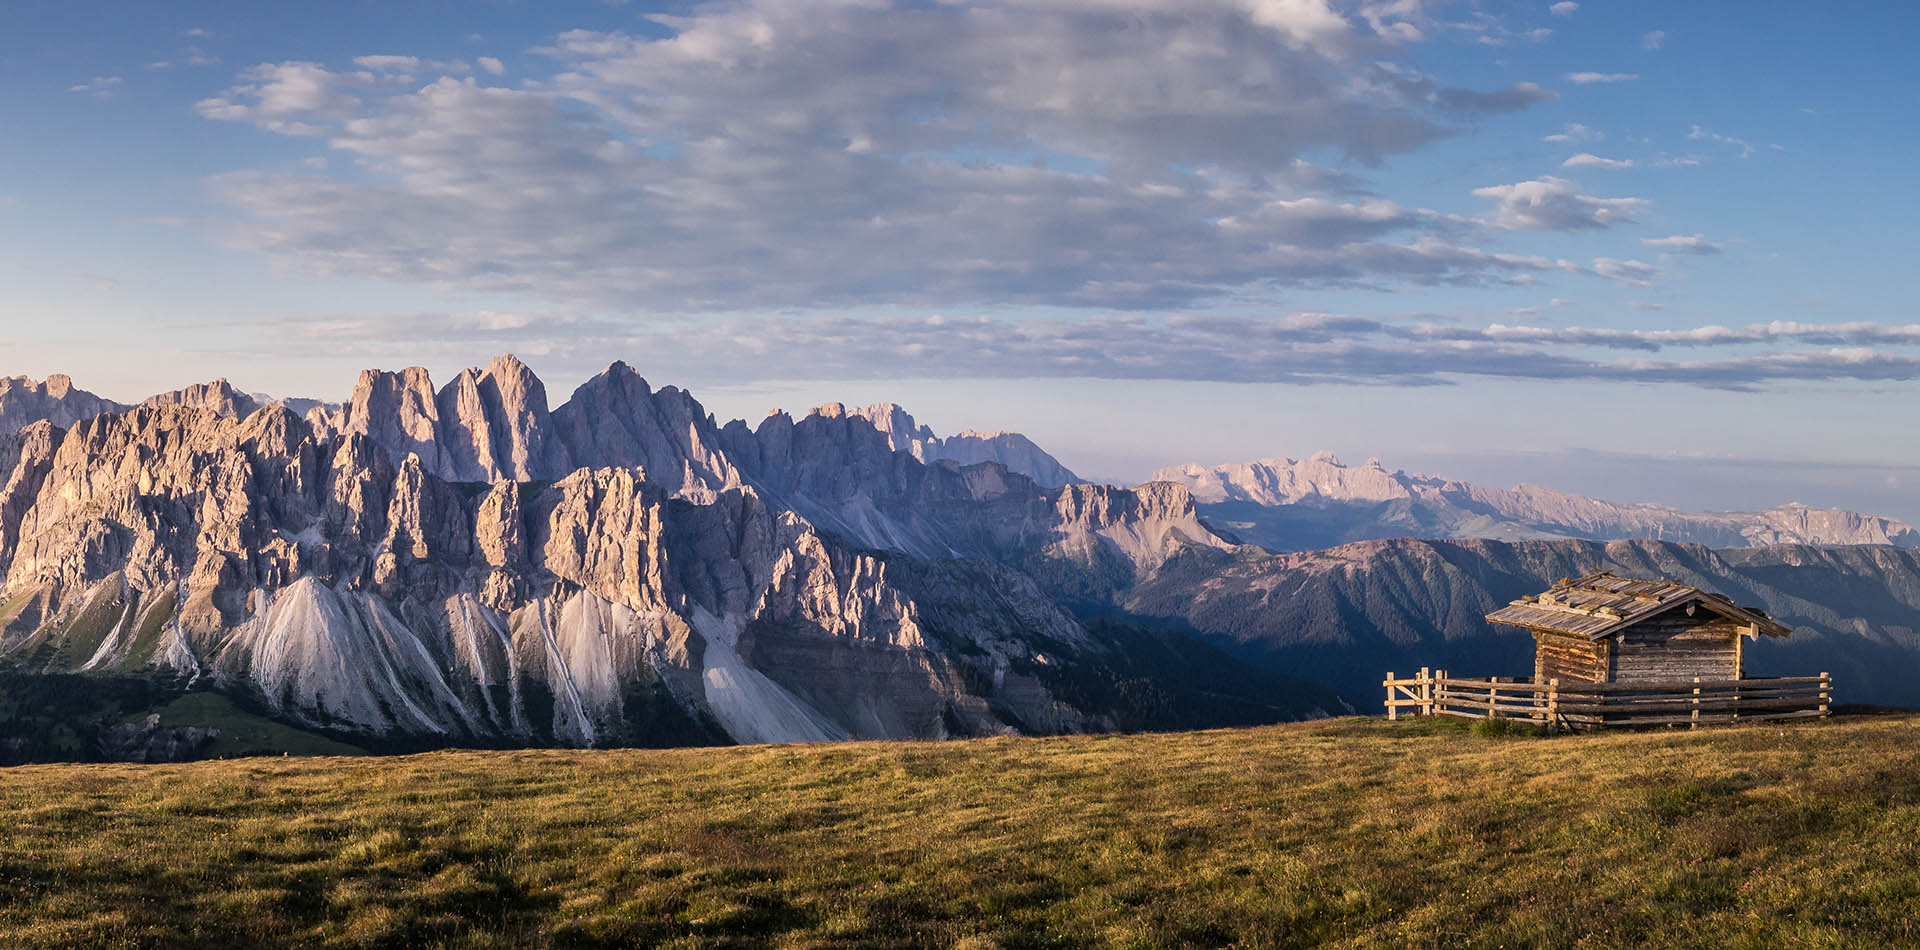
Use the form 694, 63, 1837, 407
237, 311, 1920, 390
351, 55, 470, 79
1550, 2, 1578, 15
197, 62, 372, 133
1565, 72, 1638, 84
196, 1, 1565, 312
1689, 124, 1755, 158
1642, 30, 1667, 49
1642, 234, 1723, 255
1473, 177, 1647, 230
1543, 122, 1601, 143
66, 75, 122, 96
1561, 153, 1634, 170
1592, 257, 1660, 286
477, 56, 505, 76
353, 55, 423, 74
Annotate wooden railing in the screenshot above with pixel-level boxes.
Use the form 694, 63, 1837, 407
1383, 667, 1831, 731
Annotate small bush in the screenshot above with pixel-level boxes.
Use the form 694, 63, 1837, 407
1470, 716, 1541, 738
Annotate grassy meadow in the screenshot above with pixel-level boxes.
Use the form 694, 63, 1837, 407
3, 714, 1919, 948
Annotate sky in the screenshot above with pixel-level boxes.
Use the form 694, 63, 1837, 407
3, 1, 1918, 518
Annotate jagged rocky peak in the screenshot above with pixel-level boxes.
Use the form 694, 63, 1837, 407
140, 378, 261, 419
844, 401, 1082, 489
552, 360, 742, 499
0, 372, 126, 434
1046, 480, 1234, 577
856, 402, 936, 454
336, 354, 573, 484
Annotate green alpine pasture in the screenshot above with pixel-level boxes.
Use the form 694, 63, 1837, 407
2, 714, 1917, 948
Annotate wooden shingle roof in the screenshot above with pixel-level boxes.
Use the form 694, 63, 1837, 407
1485, 571, 1791, 640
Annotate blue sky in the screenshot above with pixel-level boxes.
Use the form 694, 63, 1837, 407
3, 1, 1918, 517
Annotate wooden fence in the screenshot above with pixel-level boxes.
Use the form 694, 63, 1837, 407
1382, 667, 1831, 731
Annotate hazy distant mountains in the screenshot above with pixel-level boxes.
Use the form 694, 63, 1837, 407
1154, 452, 1918, 551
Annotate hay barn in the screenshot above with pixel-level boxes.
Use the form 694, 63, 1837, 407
1486, 571, 1792, 686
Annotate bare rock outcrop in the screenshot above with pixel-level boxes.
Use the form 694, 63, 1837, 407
551, 361, 740, 497
0, 374, 124, 435
139, 379, 260, 419
851, 401, 1081, 489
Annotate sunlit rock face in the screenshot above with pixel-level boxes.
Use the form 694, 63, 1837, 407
0, 374, 124, 434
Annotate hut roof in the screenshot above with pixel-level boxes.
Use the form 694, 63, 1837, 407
1485, 571, 1791, 640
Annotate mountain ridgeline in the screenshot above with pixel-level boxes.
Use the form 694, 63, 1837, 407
1154, 453, 1919, 552
1121, 537, 1920, 709
0, 356, 1339, 754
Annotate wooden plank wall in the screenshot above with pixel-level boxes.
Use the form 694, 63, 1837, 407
1609, 611, 1740, 683
1533, 632, 1606, 684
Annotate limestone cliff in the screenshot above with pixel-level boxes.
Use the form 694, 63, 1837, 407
0, 374, 124, 434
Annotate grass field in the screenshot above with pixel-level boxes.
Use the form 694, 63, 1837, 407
3, 714, 1919, 948
143, 692, 366, 759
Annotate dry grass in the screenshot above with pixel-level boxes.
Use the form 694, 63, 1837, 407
2, 714, 1918, 948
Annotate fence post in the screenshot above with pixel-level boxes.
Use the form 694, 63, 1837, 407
1386, 671, 1397, 720
1820, 672, 1831, 718
1419, 666, 1432, 717
1546, 678, 1559, 733
1436, 669, 1448, 717
1691, 677, 1701, 730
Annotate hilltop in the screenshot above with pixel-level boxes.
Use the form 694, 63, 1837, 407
3, 714, 1918, 947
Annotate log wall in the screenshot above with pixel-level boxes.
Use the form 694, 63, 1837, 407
1533, 632, 1607, 684
1609, 611, 1741, 683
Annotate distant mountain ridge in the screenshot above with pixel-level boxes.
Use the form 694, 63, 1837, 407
849, 402, 1082, 489
1119, 536, 1920, 709
1153, 452, 1918, 551
0, 374, 125, 434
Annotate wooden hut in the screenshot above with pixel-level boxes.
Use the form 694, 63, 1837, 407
1486, 571, 1791, 685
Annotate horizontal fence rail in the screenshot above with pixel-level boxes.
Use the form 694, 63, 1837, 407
1382, 667, 1831, 732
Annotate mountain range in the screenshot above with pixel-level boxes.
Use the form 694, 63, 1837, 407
2, 357, 1917, 760
0, 357, 1337, 756
1154, 453, 1918, 551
